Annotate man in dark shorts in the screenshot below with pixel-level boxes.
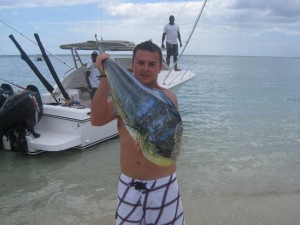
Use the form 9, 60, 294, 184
162, 15, 182, 71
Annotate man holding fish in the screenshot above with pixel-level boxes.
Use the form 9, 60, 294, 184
91, 40, 185, 225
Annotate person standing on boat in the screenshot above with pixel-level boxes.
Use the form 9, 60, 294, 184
161, 15, 182, 71
91, 40, 185, 225
86, 51, 100, 99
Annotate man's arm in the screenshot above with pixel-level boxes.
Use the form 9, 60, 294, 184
90, 54, 116, 126
177, 31, 182, 47
90, 78, 115, 125
85, 70, 92, 89
161, 33, 166, 49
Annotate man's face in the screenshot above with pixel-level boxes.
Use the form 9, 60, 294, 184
92, 55, 97, 63
169, 16, 175, 24
132, 50, 162, 87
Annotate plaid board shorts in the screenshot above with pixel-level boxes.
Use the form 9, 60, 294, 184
116, 173, 185, 225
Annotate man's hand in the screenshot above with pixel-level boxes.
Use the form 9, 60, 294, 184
180, 42, 182, 47
95, 53, 109, 73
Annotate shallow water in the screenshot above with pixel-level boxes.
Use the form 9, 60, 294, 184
1, 55, 300, 225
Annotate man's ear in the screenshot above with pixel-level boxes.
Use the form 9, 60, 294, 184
159, 63, 163, 72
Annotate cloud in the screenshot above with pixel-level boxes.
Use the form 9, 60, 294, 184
1, 0, 300, 56
230, 0, 300, 19
0, 0, 100, 9
204, 0, 300, 38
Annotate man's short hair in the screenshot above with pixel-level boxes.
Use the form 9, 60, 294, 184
133, 40, 162, 64
91, 51, 98, 57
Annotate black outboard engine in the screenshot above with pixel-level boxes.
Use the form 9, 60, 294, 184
0, 83, 14, 150
0, 83, 14, 108
0, 85, 43, 153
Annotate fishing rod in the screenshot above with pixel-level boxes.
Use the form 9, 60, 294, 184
164, 0, 208, 83
95, 34, 105, 54
180, 0, 208, 59
0, 19, 72, 69
0, 78, 26, 90
34, 33, 70, 101
9, 34, 59, 104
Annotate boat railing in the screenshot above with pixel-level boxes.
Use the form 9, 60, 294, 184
71, 48, 84, 68
163, 60, 196, 85
63, 67, 76, 78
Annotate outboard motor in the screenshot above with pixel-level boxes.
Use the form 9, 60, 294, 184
0, 85, 43, 153
0, 83, 14, 108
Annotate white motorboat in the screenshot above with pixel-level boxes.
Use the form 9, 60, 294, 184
1, 39, 195, 155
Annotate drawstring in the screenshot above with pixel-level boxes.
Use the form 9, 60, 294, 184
130, 181, 149, 192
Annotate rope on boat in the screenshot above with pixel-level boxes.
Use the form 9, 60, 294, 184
0, 19, 72, 69
0, 79, 26, 90
1, 19, 90, 97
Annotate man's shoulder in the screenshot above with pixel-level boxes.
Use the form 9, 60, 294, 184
87, 62, 96, 70
165, 23, 179, 30
162, 88, 176, 98
159, 88, 178, 106
91, 67, 100, 75
174, 23, 180, 29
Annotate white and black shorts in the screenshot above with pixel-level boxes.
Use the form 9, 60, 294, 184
116, 173, 185, 225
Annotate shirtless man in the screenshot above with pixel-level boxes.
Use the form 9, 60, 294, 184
90, 40, 185, 225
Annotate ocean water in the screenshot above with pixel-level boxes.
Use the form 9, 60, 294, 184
1, 55, 300, 225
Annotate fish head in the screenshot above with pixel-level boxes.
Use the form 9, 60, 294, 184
136, 121, 183, 167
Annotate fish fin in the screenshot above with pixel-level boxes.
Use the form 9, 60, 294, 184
138, 134, 175, 167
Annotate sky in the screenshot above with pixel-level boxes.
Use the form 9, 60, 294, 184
0, 0, 300, 57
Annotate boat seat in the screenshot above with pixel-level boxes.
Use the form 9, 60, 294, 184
80, 91, 92, 107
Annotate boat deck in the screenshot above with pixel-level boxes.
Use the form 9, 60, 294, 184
26, 130, 81, 153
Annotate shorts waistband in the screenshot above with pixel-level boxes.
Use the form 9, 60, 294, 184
119, 172, 177, 189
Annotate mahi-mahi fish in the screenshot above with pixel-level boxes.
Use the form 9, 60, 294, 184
103, 58, 183, 167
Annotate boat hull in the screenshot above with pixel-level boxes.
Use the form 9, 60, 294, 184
2, 104, 118, 154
